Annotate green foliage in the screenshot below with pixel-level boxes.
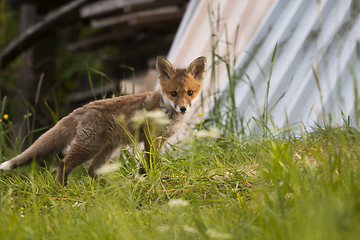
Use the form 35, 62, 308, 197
0, 0, 19, 48
1, 4, 360, 240
1, 117, 360, 239
0, 3, 117, 132
54, 44, 118, 100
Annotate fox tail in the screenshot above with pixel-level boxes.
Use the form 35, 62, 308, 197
0, 116, 76, 170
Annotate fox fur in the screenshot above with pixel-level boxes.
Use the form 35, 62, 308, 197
0, 56, 206, 186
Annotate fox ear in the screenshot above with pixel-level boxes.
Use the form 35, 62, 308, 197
156, 57, 176, 81
187, 56, 206, 81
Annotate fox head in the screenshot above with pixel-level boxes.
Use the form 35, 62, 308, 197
156, 56, 206, 114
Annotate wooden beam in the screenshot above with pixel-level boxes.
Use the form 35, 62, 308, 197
0, 0, 90, 69
91, 6, 183, 28
81, 0, 155, 19
69, 16, 181, 52
81, 0, 187, 19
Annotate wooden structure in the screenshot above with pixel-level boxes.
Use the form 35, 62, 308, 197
0, 0, 188, 139
1, 0, 189, 70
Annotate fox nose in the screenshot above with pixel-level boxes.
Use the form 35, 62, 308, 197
179, 106, 187, 113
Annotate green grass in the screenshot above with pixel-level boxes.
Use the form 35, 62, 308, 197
1, 122, 360, 240
1, 9, 359, 237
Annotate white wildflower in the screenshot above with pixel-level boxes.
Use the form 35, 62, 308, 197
131, 110, 170, 126
131, 111, 147, 125
157, 225, 170, 232
146, 110, 170, 125
20, 207, 25, 218
182, 225, 198, 234
206, 229, 232, 239
168, 199, 190, 208
285, 192, 294, 200
95, 162, 122, 175
192, 126, 221, 139
72, 201, 87, 208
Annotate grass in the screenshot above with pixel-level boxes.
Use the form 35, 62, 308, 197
1, 44, 360, 240
1, 119, 360, 239
1, 7, 360, 238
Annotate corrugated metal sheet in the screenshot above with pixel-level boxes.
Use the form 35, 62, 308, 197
165, 0, 275, 139
169, 0, 360, 135
229, 0, 360, 131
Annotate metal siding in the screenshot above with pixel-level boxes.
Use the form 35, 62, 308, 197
167, 0, 360, 138
222, 0, 360, 130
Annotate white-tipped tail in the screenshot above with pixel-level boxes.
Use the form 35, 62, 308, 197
0, 115, 76, 170
0, 161, 13, 170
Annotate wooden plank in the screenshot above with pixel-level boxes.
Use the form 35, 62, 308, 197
80, 0, 186, 19
0, 0, 90, 69
91, 6, 182, 28
69, 13, 181, 51
81, 0, 155, 18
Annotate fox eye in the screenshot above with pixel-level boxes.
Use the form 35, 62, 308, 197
170, 91, 177, 97
187, 90, 193, 96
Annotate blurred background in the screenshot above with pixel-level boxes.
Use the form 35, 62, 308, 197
0, 0, 190, 140
1, 0, 360, 143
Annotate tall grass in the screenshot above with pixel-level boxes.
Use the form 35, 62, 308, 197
207, 6, 243, 137
1, 118, 360, 239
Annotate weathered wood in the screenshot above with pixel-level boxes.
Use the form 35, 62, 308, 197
81, 0, 184, 19
91, 6, 182, 28
0, 0, 90, 69
69, 6, 182, 52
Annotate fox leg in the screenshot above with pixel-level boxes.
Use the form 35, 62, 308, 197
56, 142, 100, 186
138, 138, 151, 175
139, 135, 163, 175
88, 145, 116, 180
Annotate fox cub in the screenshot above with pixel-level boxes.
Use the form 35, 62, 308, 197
0, 56, 206, 186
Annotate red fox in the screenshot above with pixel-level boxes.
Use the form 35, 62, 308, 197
0, 56, 206, 186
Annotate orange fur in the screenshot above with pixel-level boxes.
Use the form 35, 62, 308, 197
0, 56, 206, 186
